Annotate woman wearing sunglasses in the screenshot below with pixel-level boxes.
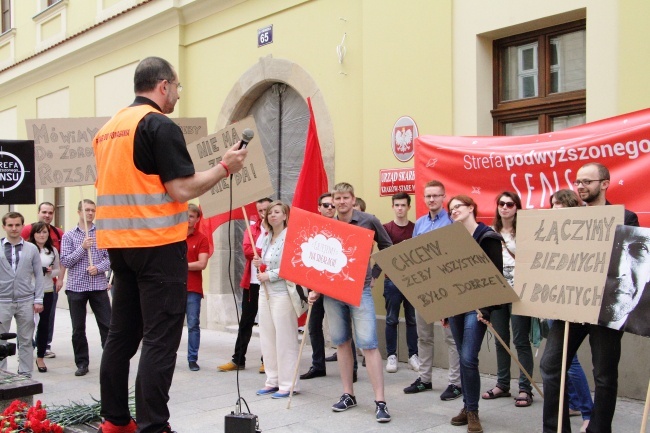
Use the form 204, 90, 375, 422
481, 192, 535, 408
446, 195, 504, 433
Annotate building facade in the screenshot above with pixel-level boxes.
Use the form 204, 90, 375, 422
0, 0, 648, 398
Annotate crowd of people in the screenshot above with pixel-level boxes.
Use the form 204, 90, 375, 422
0, 54, 640, 433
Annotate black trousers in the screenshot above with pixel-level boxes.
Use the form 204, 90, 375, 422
100, 242, 187, 433
66, 289, 111, 368
232, 284, 260, 366
308, 295, 326, 371
35, 292, 54, 358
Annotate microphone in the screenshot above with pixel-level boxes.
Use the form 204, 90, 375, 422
0, 333, 16, 340
238, 129, 254, 150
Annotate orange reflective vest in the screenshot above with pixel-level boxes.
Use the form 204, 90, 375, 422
93, 105, 188, 249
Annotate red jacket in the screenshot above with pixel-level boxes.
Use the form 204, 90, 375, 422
239, 218, 263, 289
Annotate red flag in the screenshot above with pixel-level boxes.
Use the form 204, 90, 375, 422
196, 201, 259, 257
292, 97, 329, 213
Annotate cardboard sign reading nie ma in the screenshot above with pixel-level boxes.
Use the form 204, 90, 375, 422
373, 222, 518, 323
512, 205, 624, 324
26, 117, 207, 189
186, 116, 274, 218
279, 207, 375, 307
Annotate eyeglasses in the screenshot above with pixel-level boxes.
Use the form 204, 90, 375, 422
573, 179, 605, 187
498, 201, 516, 209
425, 194, 445, 200
449, 203, 468, 211
320, 203, 335, 209
158, 78, 183, 93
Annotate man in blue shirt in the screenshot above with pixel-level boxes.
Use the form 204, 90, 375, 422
403, 180, 463, 402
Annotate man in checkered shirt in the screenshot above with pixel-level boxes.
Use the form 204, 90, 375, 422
60, 199, 111, 377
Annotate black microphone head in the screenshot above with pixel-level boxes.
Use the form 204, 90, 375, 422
242, 128, 254, 143
0, 333, 16, 340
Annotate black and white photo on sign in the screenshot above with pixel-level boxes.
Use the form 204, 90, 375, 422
598, 225, 650, 337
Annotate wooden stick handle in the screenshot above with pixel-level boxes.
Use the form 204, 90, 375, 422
242, 207, 269, 300
557, 321, 570, 433
287, 303, 312, 409
476, 309, 544, 398
78, 187, 93, 266
640, 378, 650, 433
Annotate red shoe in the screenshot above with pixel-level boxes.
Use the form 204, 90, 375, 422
97, 419, 137, 433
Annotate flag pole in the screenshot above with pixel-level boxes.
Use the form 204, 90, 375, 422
557, 321, 570, 433
242, 207, 269, 301
287, 303, 312, 409
639, 378, 650, 433
78, 186, 93, 266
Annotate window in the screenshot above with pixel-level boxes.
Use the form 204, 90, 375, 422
1, 0, 10, 33
493, 20, 586, 135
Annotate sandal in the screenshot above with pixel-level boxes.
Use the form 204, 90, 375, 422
482, 386, 511, 399
514, 390, 533, 407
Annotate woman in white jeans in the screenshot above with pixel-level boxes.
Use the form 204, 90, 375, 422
253, 200, 300, 399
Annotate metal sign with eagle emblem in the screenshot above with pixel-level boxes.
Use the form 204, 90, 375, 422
391, 116, 418, 162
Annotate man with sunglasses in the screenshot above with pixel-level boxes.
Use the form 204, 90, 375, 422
541, 162, 638, 433
403, 180, 462, 402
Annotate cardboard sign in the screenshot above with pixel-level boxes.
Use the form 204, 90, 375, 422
172, 118, 207, 143
0, 140, 35, 204
512, 206, 624, 323
26, 117, 109, 188
372, 222, 518, 323
278, 207, 375, 307
598, 225, 650, 337
186, 116, 274, 218
26, 117, 207, 189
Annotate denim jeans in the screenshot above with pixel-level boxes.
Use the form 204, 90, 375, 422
547, 320, 593, 421
383, 279, 417, 357
186, 292, 202, 363
449, 311, 487, 412
540, 321, 622, 433
324, 286, 378, 349
490, 303, 534, 393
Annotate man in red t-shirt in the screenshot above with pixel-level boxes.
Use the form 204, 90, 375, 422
21, 201, 65, 359
382, 192, 418, 374
185, 204, 209, 371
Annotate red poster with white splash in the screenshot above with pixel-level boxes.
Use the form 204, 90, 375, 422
279, 207, 375, 306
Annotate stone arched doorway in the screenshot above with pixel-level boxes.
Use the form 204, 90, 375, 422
205, 55, 335, 328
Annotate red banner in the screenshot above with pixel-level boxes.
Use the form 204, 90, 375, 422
279, 207, 375, 306
415, 109, 650, 227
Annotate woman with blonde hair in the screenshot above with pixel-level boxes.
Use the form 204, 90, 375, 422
253, 201, 300, 399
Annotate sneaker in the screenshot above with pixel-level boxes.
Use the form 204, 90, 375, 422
97, 419, 137, 433
188, 361, 200, 371
385, 354, 397, 373
374, 400, 391, 423
44, 350, 56, 359
218, 361, 244, 372
467, 410, 483, 433
440, 384, 462, 401
408, 354, 421, 371
259, 363, 265, 374
450, 407, 468, 426
403, 377, 432, 394
332, 393, 357, 412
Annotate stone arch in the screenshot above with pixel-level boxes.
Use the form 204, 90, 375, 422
206, 55, 335, 328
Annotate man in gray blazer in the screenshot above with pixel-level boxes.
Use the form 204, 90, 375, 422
0, 212, 44, 377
